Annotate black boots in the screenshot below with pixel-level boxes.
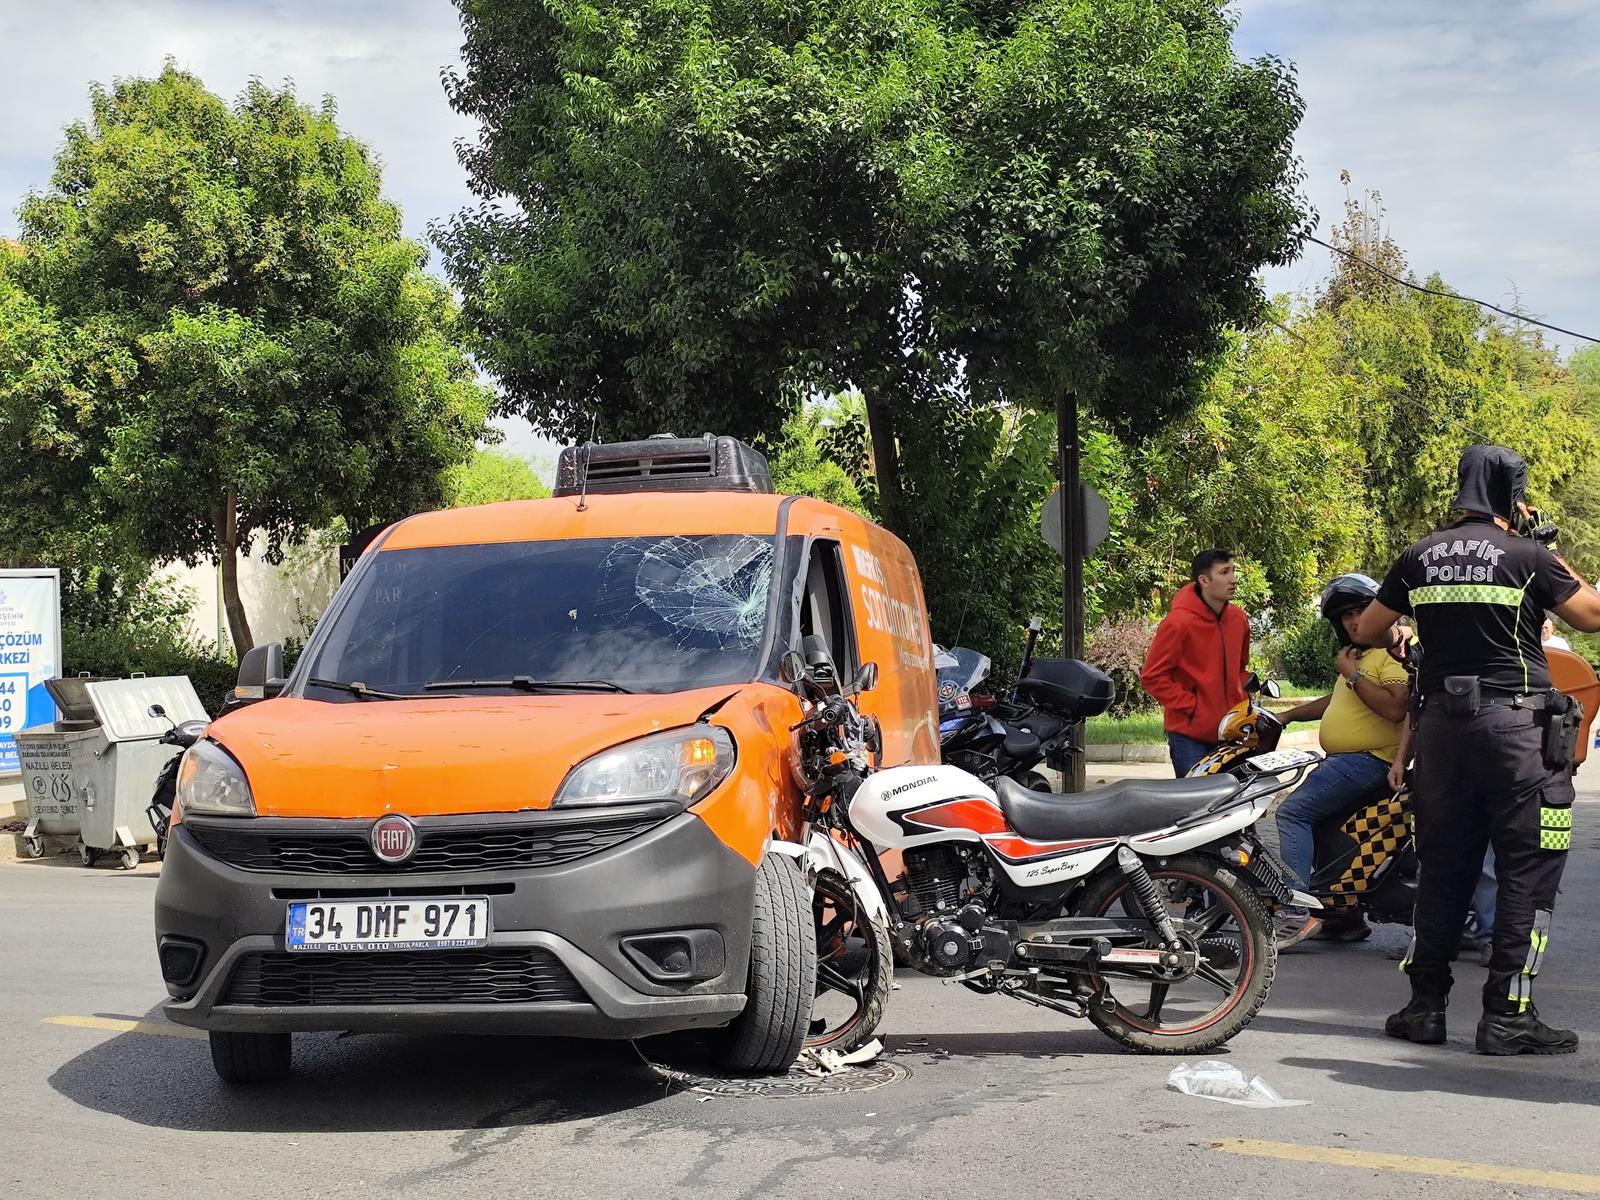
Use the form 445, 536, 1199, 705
1385, 997, 1447, 1045
1385, 998, 1578, 1053
1476, 1009, 1579, 1056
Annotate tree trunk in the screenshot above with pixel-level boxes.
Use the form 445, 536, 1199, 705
216, 491, 255, 658
863, 389, 904, 533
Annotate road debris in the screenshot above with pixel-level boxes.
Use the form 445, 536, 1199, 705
1166, 1061, 1309, 1109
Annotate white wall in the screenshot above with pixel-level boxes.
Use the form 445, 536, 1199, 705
169, 537, 341, 651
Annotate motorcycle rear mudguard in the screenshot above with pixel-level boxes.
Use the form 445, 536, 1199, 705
1356, 846, 1419, 924
1188, 829, 1320, 911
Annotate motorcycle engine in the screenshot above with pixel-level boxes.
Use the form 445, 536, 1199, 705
919, 915, 980, 972
903, 845, 967, 914
901, 846, 987, 975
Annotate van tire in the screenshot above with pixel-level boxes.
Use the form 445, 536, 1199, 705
209, 1031, 292, 1084
712, 855, 816, 1074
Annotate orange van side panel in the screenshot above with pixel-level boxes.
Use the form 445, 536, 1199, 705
785, 500, 941, 769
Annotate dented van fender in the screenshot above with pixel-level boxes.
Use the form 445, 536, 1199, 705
770, 832, 889, 926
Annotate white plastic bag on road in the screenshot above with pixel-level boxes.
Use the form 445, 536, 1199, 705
1166, 1060, 1310, 1108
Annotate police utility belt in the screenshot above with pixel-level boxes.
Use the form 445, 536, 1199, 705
1417, 676, 1581, 768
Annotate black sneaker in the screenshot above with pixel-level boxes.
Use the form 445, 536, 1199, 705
1385, 999, 1447, 1045
1316, 912, 1373, 942
1476, 1010, 1578, 1056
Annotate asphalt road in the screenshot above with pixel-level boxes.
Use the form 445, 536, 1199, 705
5, 764, 1600, 1200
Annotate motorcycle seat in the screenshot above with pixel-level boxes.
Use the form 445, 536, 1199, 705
994, 774, 1246, 841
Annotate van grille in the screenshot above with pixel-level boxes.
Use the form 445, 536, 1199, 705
184, 807, 674, 875
222, 949, 586, 1006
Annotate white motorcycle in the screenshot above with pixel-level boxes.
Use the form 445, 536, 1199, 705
778, 640, 1322, 1055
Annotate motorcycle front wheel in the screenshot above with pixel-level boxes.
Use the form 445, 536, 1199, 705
1073, 854, 1276, 1054
806, 872, 893, 1055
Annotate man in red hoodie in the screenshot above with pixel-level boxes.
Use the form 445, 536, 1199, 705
1140, 549, 1251, 776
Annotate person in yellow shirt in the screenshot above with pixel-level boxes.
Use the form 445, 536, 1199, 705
1273, 575, 1410, 944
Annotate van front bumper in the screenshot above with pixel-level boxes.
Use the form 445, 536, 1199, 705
154, 809, 756, 1039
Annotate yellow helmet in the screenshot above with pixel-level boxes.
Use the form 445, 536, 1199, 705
1215, 696, 1259, 744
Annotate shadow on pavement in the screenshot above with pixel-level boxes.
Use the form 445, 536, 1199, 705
50, 1007, 686, 1133
877, 1024, 1226, 1060
1281, 1053, 1600, 1107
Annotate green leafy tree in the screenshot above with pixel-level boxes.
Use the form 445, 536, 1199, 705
1096, 317, 1374, 623
438, 0, 1311, 532
4, 66, 490, 655
764, 397, 872, 518
442, 448, 551, 507
1557, 345, 1600, 572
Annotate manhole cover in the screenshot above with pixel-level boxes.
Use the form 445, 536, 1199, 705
650, 1058, 911, 1097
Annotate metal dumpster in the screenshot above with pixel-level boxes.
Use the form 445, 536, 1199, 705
16, 676, 111, 859
19, 676, 206, 869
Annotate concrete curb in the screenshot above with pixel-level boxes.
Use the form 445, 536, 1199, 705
1085, 728, 1318, 764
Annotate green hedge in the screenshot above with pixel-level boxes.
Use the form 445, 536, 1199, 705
63, 623, 238, 715
62, 624, 307, 716
1272, 617, 1340, 690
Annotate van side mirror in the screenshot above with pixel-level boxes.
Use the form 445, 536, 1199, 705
853, 662, 879, 694
235, 642, 285, 702
779, 651, 806, 686
1261, 679, 1281, 700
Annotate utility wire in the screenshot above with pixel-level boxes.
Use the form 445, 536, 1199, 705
1306, 234, 1599, 345
1258, 319, 1489, 443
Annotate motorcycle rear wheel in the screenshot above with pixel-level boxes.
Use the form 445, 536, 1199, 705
1073, 855, 1276, 1054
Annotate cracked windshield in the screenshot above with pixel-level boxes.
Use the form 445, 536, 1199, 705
307, 534, 775, 695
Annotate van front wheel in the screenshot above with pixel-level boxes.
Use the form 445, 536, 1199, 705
711, 855, 816, 1074
209, 1031, 292, 1084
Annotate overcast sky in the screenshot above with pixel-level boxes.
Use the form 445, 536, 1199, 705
3, 0, 1596, 446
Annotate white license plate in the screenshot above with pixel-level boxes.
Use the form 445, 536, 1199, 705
1247, 749, 1320, 773
285, 898, 491, 953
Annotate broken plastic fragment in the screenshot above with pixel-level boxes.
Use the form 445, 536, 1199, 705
1166, 1061, 1309, 1108
838, 1038, 883, 1065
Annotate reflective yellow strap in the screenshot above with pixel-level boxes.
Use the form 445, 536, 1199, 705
1410, 584, 1525, 606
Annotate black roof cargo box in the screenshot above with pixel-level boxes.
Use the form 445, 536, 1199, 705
553, 434, 774, 497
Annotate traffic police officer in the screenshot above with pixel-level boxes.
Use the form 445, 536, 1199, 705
1356, 444, 1600, 1054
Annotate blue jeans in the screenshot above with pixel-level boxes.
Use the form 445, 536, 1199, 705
1275, 751, 1392, 890
1471, 847, 1498, 937
1167, 732, 1218, 777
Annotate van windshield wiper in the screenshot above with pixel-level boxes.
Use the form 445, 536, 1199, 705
306, 678, 422, 701
422, 676, 633, 694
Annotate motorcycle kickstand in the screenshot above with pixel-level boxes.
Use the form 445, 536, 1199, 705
1116, 845, 1183, 948
998, 974, 1091, 1020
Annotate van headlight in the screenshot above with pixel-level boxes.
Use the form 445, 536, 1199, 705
176, 740, 256, 817
553, 725, 735, 808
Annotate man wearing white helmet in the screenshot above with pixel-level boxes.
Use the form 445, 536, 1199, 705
1271, 573, 1411, 946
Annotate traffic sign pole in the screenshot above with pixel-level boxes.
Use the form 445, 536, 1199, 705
1056, 391, 1087, 792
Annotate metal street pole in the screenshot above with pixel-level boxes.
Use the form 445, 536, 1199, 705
1056, 390, 1087, 792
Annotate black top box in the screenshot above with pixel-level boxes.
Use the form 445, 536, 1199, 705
554, 434, 775, 497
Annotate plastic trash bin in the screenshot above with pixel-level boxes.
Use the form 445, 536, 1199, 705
20, 675, 207, 869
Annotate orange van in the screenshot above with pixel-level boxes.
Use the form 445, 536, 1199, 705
153, 436, 939, 1082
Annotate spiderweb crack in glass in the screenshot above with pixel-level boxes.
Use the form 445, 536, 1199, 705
603, 536, 773, 648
